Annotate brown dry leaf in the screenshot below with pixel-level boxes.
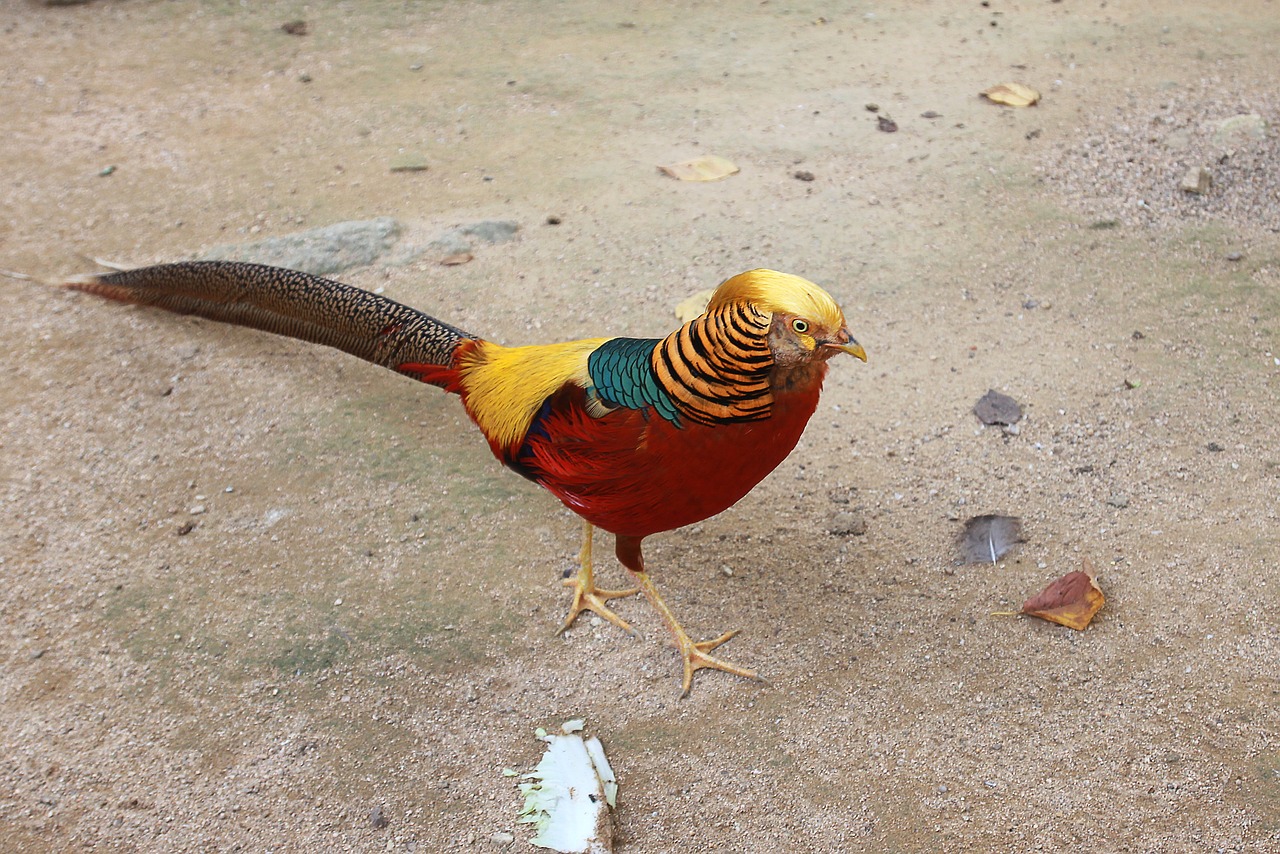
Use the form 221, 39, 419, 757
981, 82, 1041, 107
1021, 561, 1105, 630
674, 289, 714, 324
440, 252, 473, 266
658, 155, 740, 182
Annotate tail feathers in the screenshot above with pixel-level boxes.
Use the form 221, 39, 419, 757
66, 260, 477, 386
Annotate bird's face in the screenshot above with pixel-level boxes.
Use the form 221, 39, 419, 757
767, 311, 867, 369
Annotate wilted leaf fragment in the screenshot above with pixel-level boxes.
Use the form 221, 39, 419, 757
981, 83, 1041, 107
974, 389, 1022, 426
658, 155, 739, 182
674, 288, 714, 323
1022, 566, 1105, 630
960, 514, 1023, 564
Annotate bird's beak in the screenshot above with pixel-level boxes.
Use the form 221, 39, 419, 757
823, 329, 867, 362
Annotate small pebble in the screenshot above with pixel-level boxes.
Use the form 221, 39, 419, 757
828, 512, 868, 537
1179, 166, 1211, 194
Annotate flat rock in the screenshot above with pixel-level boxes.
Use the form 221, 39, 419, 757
428, 220, 520, 254
201, 217, 402, 276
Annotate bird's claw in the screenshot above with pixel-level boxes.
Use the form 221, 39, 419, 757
677, 629, 760, 698
557, 575, 641, 638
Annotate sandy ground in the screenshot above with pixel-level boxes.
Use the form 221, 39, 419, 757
3, 1, 1279, 851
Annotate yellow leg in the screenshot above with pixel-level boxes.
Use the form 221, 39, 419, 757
558, 521, 640, 637
630, 568, 760, 698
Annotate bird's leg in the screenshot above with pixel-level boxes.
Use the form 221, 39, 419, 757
558, 520, 640, 637
616, 535, 760, 697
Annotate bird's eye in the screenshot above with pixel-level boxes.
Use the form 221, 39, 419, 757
792, 318, 810, 334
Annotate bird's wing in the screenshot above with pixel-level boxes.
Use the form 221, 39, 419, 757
584, 337, 680, 423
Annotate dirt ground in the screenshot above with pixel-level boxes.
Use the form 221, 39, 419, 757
3, 1, 1279, 851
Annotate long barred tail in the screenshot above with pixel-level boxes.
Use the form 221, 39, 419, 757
65, 260, 476, 385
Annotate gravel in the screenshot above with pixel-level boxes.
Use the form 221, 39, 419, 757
1040, 83, 1280, 232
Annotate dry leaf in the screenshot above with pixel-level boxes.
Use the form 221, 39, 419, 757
1022, 562, 1105, 630
440, 252, 473, 266
674, 289, 714, 324
981, 83, 1041, 107
959, 514, 1023, 564
658, 155, 740, 182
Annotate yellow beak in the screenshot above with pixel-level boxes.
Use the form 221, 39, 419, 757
825, 332, 867, 362
835, 341, 867, 362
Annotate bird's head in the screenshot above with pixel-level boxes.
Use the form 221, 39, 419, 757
708, 269, 867, 369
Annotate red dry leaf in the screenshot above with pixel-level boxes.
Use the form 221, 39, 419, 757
1021, 562, 1104, 630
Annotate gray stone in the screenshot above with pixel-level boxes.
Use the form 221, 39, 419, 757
426, 220, 520, 256
201, 218, 402, 276
461, 220, 519, 244
974, 389, 1022, 426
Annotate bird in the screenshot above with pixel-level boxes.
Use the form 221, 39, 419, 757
60, 260, 866, 695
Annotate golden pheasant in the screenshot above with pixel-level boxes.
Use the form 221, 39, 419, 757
63, 261, 865, 695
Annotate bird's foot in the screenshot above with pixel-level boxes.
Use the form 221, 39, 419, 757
676, 628, 760, 698
558, 574, 641, 638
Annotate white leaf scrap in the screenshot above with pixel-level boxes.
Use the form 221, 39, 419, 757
517, 722, 616, 853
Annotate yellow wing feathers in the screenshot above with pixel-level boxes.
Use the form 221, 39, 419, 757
455, 337, 611, 452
